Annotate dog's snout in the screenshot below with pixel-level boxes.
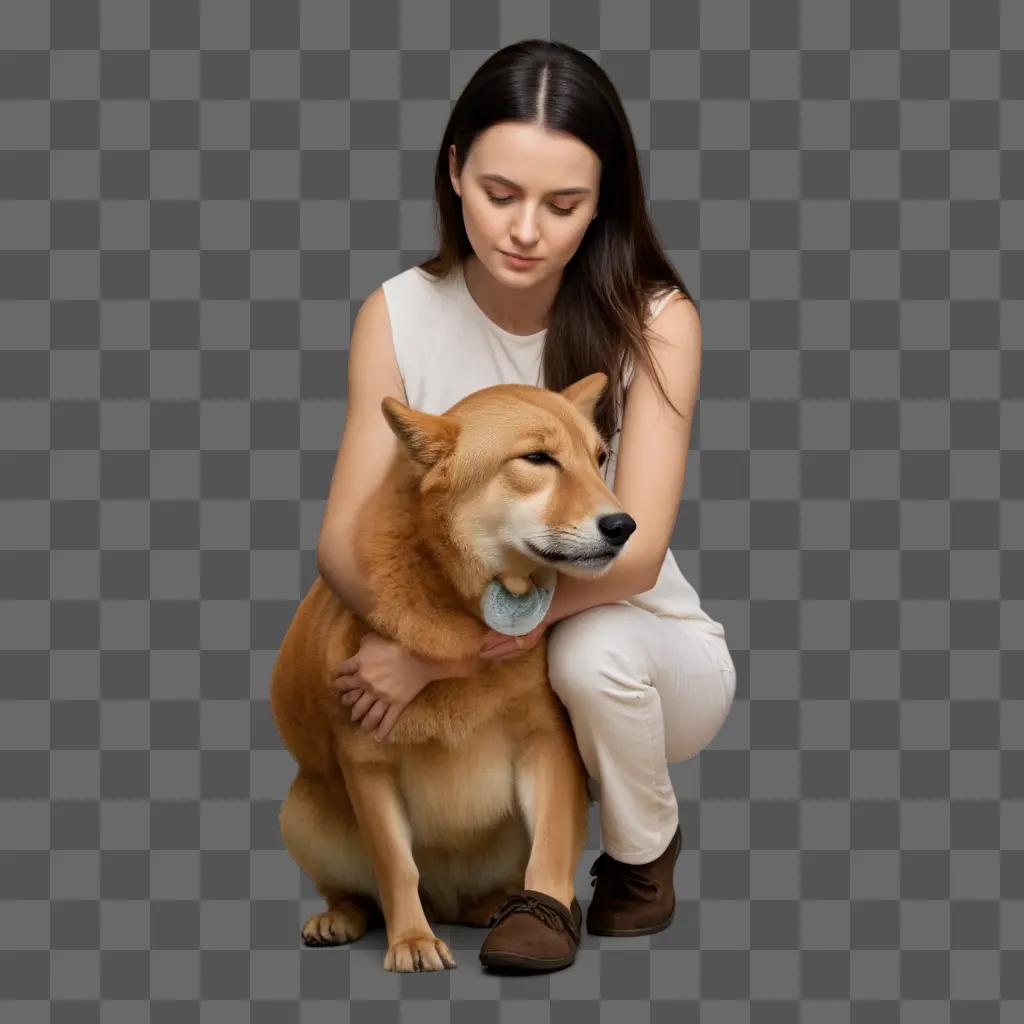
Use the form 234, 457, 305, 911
596, 513, 636, 547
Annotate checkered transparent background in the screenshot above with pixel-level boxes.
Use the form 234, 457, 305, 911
1, 0, 1022, 1020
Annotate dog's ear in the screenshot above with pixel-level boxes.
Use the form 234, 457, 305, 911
558, 372, 608, 425
381, 397, 460, 467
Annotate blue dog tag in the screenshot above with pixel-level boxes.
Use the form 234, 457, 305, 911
480, 571, 557, 637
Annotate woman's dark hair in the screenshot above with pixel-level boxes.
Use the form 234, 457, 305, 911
418, 39, 692, 445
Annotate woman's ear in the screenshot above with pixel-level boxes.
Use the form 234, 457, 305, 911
448, 145, 461, 198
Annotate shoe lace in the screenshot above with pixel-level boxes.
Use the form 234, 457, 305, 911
589, 853, 661, 902
487, 890, 580, 944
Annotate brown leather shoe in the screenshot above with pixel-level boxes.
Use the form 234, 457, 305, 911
586, 825, 682, 936
478, 888, 582, 972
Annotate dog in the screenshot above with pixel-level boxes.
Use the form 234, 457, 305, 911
269, 372, 638, 972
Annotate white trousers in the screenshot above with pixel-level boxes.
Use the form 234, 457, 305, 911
546, 603, 737, 865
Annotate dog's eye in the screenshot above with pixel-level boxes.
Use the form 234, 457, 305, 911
522, 452, 557, 466
597, 450, 608, 468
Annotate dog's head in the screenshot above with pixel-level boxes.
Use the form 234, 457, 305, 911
380, 373, 636, 582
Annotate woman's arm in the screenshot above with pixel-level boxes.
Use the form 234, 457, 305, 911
418, 547, 655, 680
537, 547, 656, 627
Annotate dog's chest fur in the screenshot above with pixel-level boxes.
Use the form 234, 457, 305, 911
397, 724, 519, 845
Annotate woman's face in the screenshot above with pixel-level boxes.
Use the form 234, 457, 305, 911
448, 121, 600, 285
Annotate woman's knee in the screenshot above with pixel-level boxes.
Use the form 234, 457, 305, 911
545, 604, 651, 700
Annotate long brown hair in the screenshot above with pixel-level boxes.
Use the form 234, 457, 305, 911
418, 39, 692, 444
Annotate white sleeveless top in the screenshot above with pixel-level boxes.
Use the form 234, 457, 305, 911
381, 260, 723, 636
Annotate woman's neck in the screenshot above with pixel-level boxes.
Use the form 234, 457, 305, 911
462, 254, 560, 335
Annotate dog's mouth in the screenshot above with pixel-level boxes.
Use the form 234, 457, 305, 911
523, 539, 616, 567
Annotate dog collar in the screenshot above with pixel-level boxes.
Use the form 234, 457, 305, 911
480, 571, 557, 637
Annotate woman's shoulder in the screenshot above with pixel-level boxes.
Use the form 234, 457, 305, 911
644, 283, 690, 323
380, 263, 458, 315
382, 262, 444, 295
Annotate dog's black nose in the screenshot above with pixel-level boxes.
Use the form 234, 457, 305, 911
596, 513, 636, 547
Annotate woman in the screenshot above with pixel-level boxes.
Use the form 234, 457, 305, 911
330, 39, 737, 953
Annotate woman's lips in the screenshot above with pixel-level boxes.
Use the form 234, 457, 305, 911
501, 250, 541, 266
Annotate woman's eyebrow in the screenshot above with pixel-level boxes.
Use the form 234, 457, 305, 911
478, 173, 591, 196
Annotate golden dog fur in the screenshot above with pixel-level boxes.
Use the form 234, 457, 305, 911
270, 373, 628, 972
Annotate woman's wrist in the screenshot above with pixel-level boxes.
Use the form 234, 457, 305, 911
416, 650, 482, 681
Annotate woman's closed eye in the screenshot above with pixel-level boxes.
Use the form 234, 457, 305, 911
486, 193, 577, 217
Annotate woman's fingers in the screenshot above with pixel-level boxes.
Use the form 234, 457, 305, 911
480, 630, 511, 653
482, 637, 516, 657
334, 673, 359, 692
374, 703, 404, 742
483, 634, 529, 659
350, 691, 376, 723
341, 688, 362, 705
359, 701, 388, 733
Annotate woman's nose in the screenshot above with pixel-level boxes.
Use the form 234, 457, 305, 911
511, 208, 540, 244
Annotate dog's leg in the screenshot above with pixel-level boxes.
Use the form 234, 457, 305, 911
302, 888, 379, 947
340, 760, 458, 972
456, 887, 511, 927
279, 773, 382, 947
513, 729, 590, 911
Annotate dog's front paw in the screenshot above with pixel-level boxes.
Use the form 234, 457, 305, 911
384, 931, 457, 972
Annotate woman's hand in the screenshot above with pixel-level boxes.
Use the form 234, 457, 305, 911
332, 631, 437, 742
478, 621, 547, 662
